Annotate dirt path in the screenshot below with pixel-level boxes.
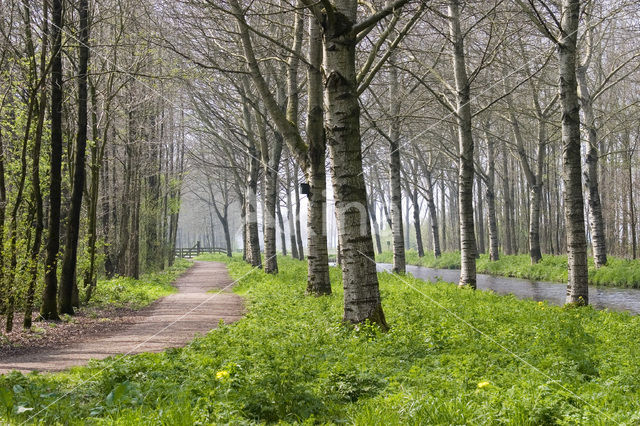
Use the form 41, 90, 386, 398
0, 261, 243, 374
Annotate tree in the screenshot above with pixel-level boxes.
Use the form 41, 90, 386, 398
521, 0, 589, 304
40, 0, 64, 320
59, 0, 90, 315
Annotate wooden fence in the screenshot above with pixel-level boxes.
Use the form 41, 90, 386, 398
174, 246, 228, 258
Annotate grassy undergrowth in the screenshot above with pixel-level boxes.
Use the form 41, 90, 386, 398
377, 250, 640, 288
2, 255, 640, 424
86, 258, 192, 309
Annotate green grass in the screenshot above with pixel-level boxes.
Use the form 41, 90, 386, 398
2, 255, 640, 424
86, 258, 193, 309
377, 250, 640, 288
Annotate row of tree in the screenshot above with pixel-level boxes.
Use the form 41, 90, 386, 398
2, 0, 639, 332
0, 0, 186, 331
180, 0, 639, 327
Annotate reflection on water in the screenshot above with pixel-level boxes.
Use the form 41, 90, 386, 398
376, 263, 640, 315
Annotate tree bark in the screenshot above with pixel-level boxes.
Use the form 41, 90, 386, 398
411, 188, 424, 257
628, 143, 637, 259
246, 142, 261, 268
0, 128, 5, 317
41, 0, 64, 320
440, 180, 446, 252
369, 199, 383, 254
576, 66, 607, 267
321, 1, 386, 327
305, 14, 331, 294
485, 129, 500, 261
423, 168, 441, 257
59, 0, 90, 314
449, 0, 477, 288
285, 161, 299, 259
501, 149, 514, 255
294, 168, 305, 259
276, 200, 287, 256
560, 0, 588, 305
388, 55, 405, 273
258, 111, 282, 274
476, 176, 485, 255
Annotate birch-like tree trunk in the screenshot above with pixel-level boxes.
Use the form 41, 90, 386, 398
388, 55, 405, 273
476, 176, 485, 255
239, 80, 262, 268
449, 0, 477, 288
233, 1, 330, 291
294, 169, 305, 259
484, 129, 499, 261
411, 187, 424, 257
245, 143, 261, 268
424, 168, 441, 258
501, 149, 514, 255
305, 14, 331, 294
560, 0, 588, 305
440, 180, 447, 251
285, 161, 299, 260
321, 0, 386, 326
257, 109, 282, 273
577, 66, 607, 267
276, 201, 287, 256
369, 198, 383, 254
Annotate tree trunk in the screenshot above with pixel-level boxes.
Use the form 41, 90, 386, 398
294, 169, 305, 259
369, 200, 383, 254
560, 0, 588, 305
24, 0, 47, 328
304, 15, 331, 294
41, 0, 64, 320
424, 169, 441, 257
476, 176, 485, 255
322, 1, 386, 327
404, 200, 411, 251
59, 0, 89, 314
529, 183, 543, 263
485, 130, 500, 261
449, 0, 477, 288
245, 142, 261, 268
0, 128, 5, 317
502, 149, 513, 255
412, 189, 424, 257
577, 66, 607, 267
223, 218, 233, 257
628, 147, 637, 259
6, 78, 36, 331
276, 200, 287, 256
84, 82, 106, 303
285, 161, 299, 259
260, 123, 282, 274
388, 56, 405, 273
440, 180, 446, 252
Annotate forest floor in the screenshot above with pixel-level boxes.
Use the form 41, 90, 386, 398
3, 255, 639, 424
0, 261, 243, 374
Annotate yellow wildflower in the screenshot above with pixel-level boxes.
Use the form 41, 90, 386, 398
477, 381, 490, 389
216, 370, 230, 380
